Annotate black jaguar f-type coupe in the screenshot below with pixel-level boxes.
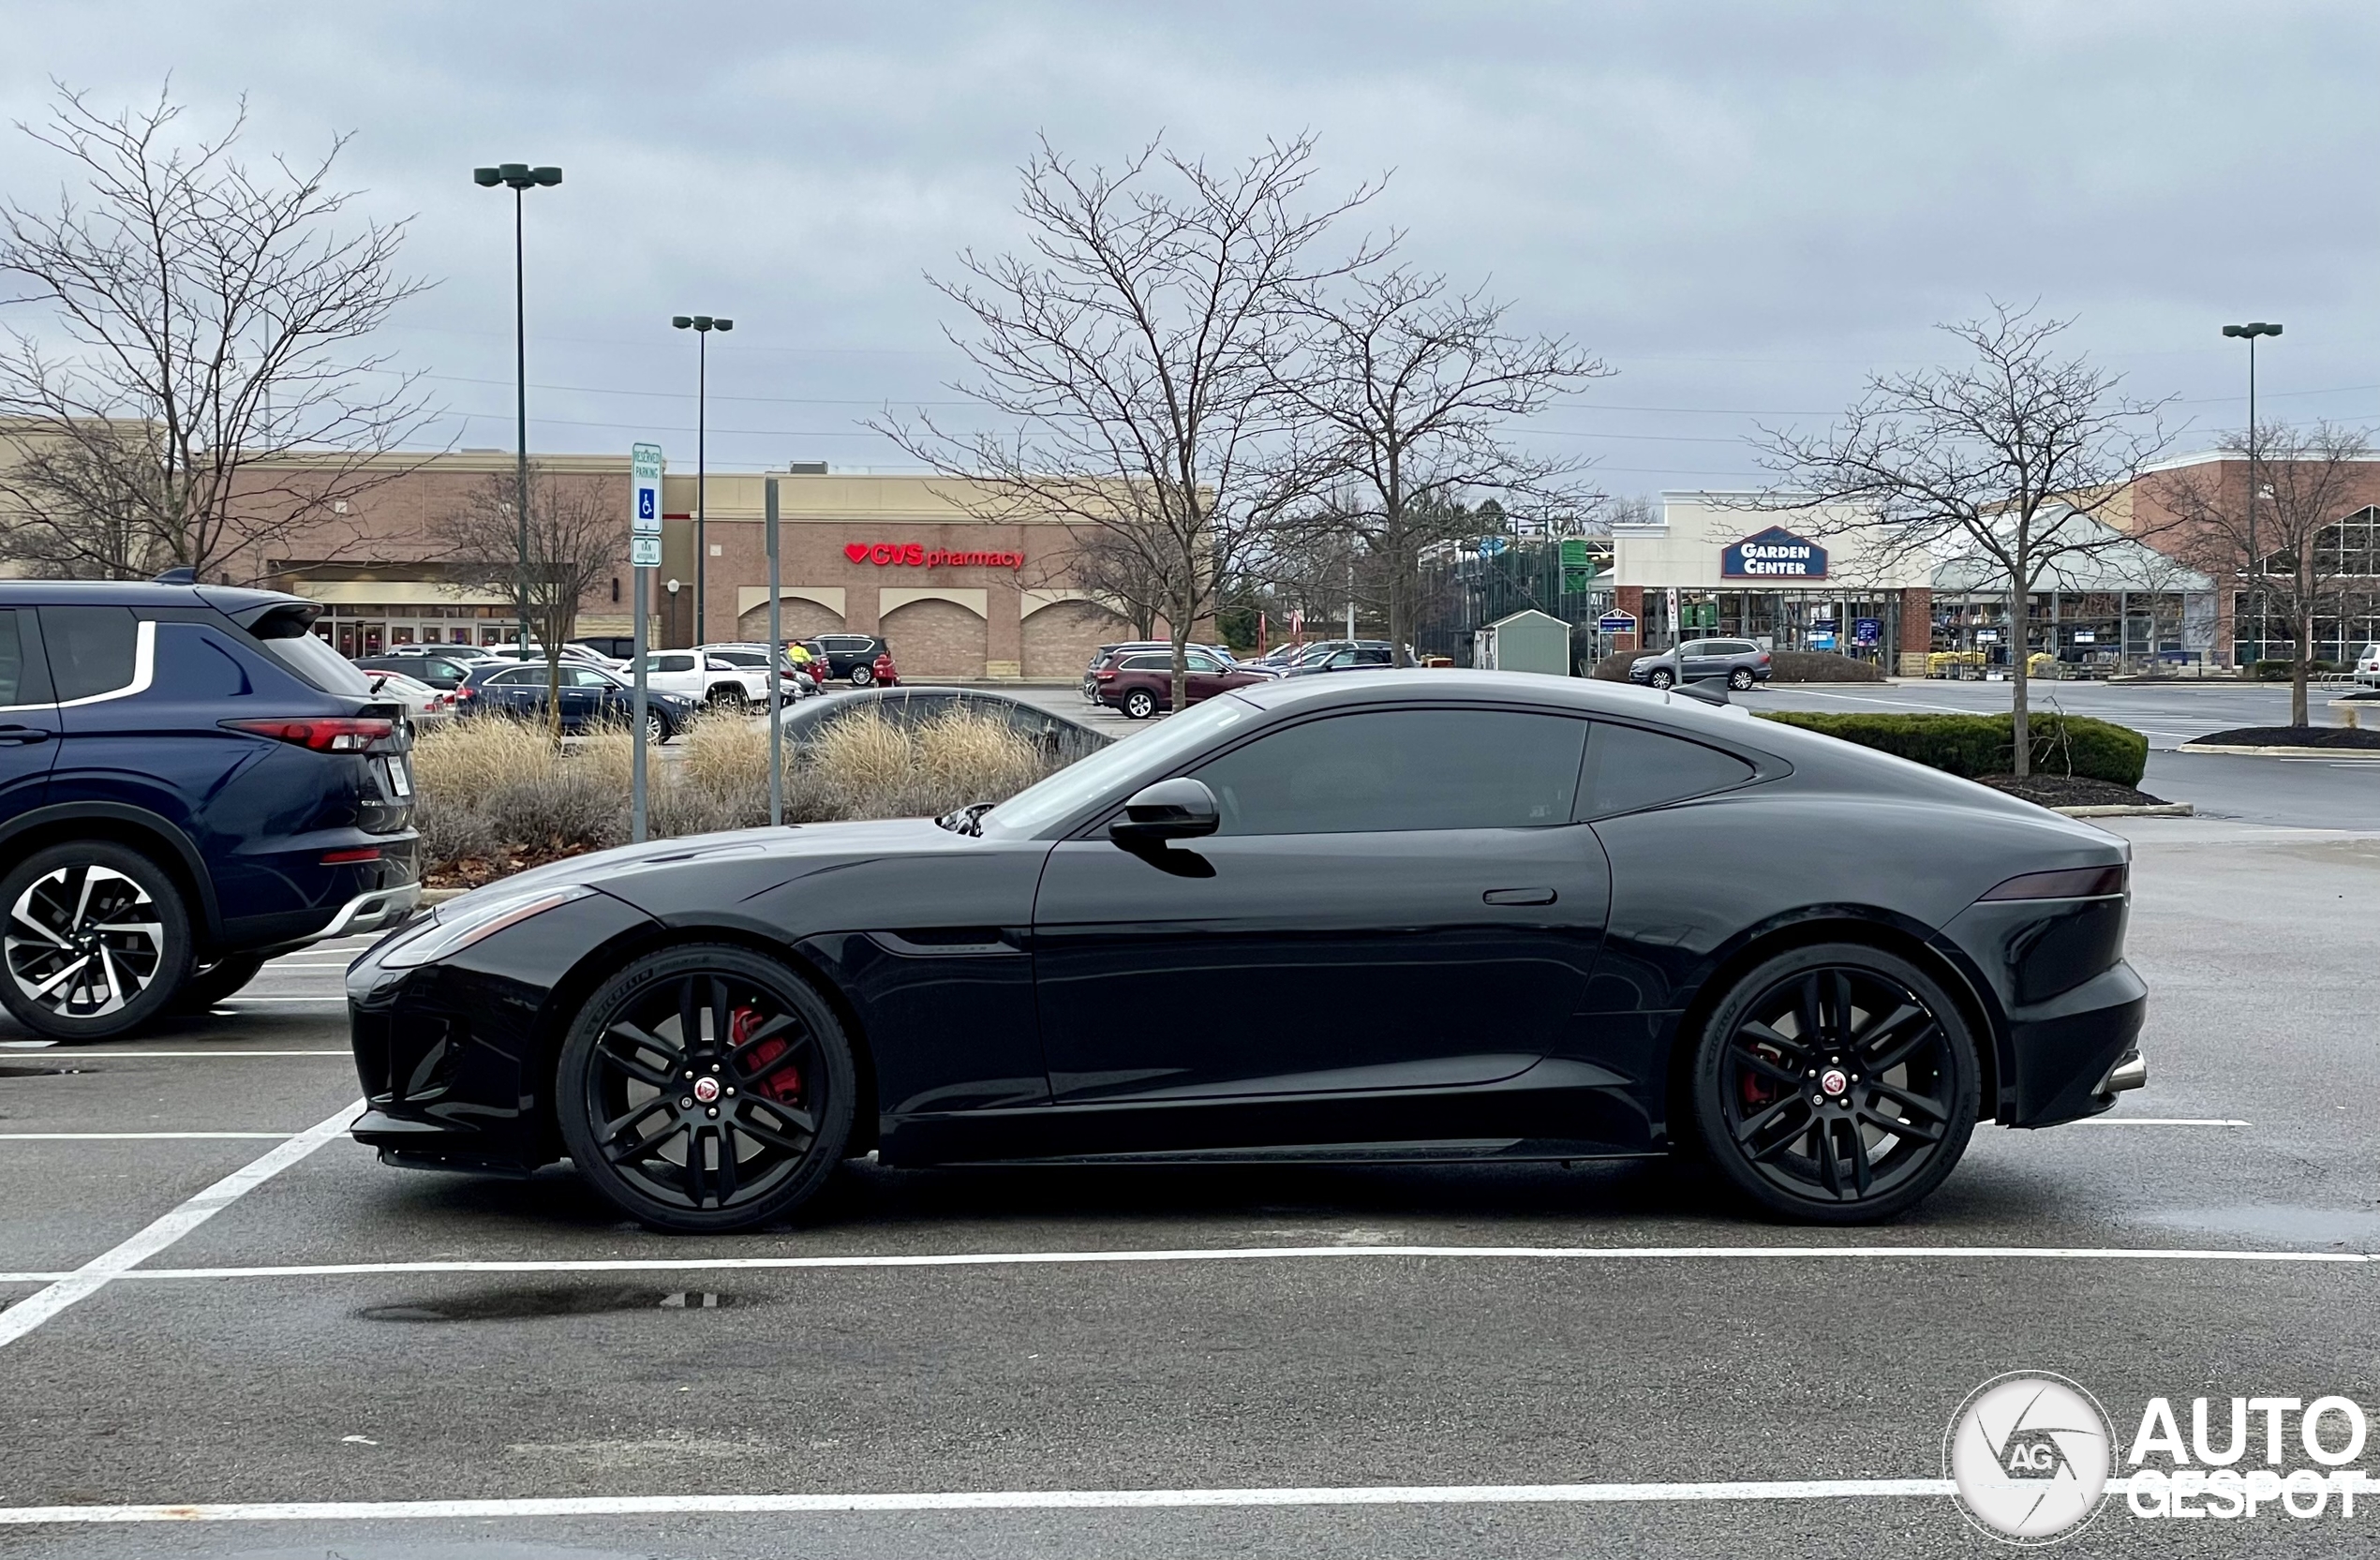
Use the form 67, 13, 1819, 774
347, 671, 2147, 1231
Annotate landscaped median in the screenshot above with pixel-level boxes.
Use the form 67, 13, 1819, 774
1754, 710, 2186, 816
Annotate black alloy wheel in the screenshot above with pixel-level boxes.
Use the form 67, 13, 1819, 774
1648, 667, 1675, 690
1690, 943, 1978, 1223
848, 663, 875, 687
1122, 688, 1159, 721
557, 944, 856, 1232
173, 952, 268, 1013
0, 841, 193, 1041
1728, 668, 1756, 691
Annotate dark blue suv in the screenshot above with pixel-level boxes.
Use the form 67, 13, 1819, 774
0, 580, 419, 1040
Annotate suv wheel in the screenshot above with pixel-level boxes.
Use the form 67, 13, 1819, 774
848, 663, 875, 688
1728, 668, 1756, 691
1648, 667, 1675, 690
0, 842, 194, 1041
707, 685, 750, 710
1122, 688, 1159, 720
645, 710, 671, 747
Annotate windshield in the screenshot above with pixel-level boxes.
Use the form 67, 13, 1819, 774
979, 694, 1256, 839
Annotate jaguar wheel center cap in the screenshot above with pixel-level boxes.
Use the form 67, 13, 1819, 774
1819, 1068, 1849, 1097
692, 1077, 721, 1104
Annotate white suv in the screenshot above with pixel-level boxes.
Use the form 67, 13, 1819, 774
2356, 643, 2380, 688
634, 650, 774, 708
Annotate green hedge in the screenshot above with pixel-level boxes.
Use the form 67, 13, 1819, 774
1755, 711, 2148, 785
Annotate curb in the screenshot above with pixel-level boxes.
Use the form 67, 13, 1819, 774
420, 887, 470, 906
2051, 803, 2195, 819
2177, 743, 2380, 760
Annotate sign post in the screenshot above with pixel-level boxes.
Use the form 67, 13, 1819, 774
630, 442, 663, 842
766, 477, 783, 828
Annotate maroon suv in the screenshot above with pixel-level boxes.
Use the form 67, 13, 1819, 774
1093, 647, 1271, 719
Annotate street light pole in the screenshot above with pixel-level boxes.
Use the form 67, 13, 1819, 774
2221, 320, 2283, 666
672, 315, 733, 642
474, 164, 561, 649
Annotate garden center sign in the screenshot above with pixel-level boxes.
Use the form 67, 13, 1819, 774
1722, 527, 1828, 580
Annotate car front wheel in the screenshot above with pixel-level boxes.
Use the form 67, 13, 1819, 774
1122, 689, 1158, 720
0, 841, 194, 1041
557, 944, 857, 1233
848, 664, 874, 687
645, 710, 671, 746
1688, 943, 1978, 1223
1648, 667, 1675, 690
1728, 668, 1756, 691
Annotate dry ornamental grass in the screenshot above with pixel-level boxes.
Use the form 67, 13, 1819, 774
409, 708, 1062, 886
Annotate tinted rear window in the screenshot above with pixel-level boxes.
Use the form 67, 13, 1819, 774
39, 606, 139, 701
258, 630, 371, 695
1576, 721, 1756, 819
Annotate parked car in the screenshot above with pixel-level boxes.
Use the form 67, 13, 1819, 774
1094, 646, 1272, 719
803, 634, 894, 687
1080, 642, 1258, 704
1629, 638, 1774, 691
353, 649, 494, 691
348, 669, 2148, 1231
481, 641, 625, 671
1280, 643, 1395, 676
359, 668, 454, 728
781, 687, 1109, 764
2355, 643, 2380, 688
454, 662, 696, 742
632, 650, 775, 708
0, 578, 419, 1039
700, 644, 813, 703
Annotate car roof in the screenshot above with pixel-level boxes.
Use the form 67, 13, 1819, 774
0, 580, 312, 614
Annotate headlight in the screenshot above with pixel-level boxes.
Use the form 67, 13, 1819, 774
379, 885, 595, 968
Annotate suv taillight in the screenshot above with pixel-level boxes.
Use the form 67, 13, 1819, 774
1095, 668, 1118, 680
222, 717, 394, 752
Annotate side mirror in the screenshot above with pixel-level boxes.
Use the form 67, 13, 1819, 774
1109, 777, 1219, 846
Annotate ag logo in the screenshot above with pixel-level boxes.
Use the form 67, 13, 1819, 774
1944, 1372, 2112, 1545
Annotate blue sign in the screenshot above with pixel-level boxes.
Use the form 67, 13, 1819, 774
1598, 612, 1637, 634
1852, 617, 1882, 647
1722, 526, 1828, 580
638, 488, 657, 521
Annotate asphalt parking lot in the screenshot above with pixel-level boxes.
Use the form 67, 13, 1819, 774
2, 803, 2377, 1558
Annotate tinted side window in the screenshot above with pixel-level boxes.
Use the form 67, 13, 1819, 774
40, 606, 138, 701
1193, 709, 1587, 836
1576, 721, 1757, 820
653, 654, 695, 673
0, 611, 45, 706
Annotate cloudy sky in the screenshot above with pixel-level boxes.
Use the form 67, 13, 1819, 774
6, 0, 2377, 497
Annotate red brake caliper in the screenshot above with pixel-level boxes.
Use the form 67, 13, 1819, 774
730, 1005, 803, 1105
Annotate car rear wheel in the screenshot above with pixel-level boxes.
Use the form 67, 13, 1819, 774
848, 664, 874, 687
1122, 689, 1159, 720
557, 943, 857, 1233
1728, 668, 1755, 691
706, 685, 750, 710
173, 952, 267, 1013
0, 841, 193, 1041
1688, 943, 1978, 1224
644, 710, 671, 746
1648, 667, 1675, 690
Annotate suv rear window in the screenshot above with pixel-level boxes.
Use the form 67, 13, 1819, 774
39, 606, 140, 701
255, 624, 371, 696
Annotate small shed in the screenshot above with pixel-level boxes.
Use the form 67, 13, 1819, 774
1473, 608, 1572, 676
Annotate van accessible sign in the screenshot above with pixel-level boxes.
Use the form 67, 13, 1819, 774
1723, 526, 1827, 580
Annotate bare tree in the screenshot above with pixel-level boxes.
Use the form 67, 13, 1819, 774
1274, 268, 1609, 663
2155, 423, 2373, 725
431, 470, 620, 735
876, 134, 1377, 712
0, 83, 435, 583
1756, 303, 2167, 776
1039, 527, 1168, 642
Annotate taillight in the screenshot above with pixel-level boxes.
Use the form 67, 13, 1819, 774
1760, 653, 1772, 663
1095, 669, 1118, 680
454, 685, 477, 700
320, 846, 382, 865
1979, 864, 2127, 901
222, 717, 394, 752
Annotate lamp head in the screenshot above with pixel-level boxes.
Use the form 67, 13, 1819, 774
472, 167, 502, 187
672, 316, 692, 329
715, 319, 733, 332
2222, 324, 2244, 337
531, 166, 562, 186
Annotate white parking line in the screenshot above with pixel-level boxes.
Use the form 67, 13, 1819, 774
0, 1132, 294, 1140
0, 1241, 2367, 1287
14, 1050, 350, 1058
2071, 1117, 2249, 1126
0, 1478, 1977, 1524
0, 1099, 361, 1350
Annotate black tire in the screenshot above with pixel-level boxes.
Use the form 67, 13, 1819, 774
1123, 689, 1159, 721
173, 952, 267, 1013
1728, 668, 1755, 691
1648, 668, 1675, 690
706, 685, 750, 710
557, 943, 857, 1233
644, 710, 672, 747
848, 664, 874, 688
1688, 942, 1978, 1224
0, 840, 194, 1041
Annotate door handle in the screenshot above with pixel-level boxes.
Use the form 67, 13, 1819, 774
0, 725, 52, 745
1483, 886, 1555, 906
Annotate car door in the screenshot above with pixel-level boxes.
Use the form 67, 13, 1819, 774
1181, 650, 1227, 702
0, 608, 60, 823
1030, 705, 1614, 1136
